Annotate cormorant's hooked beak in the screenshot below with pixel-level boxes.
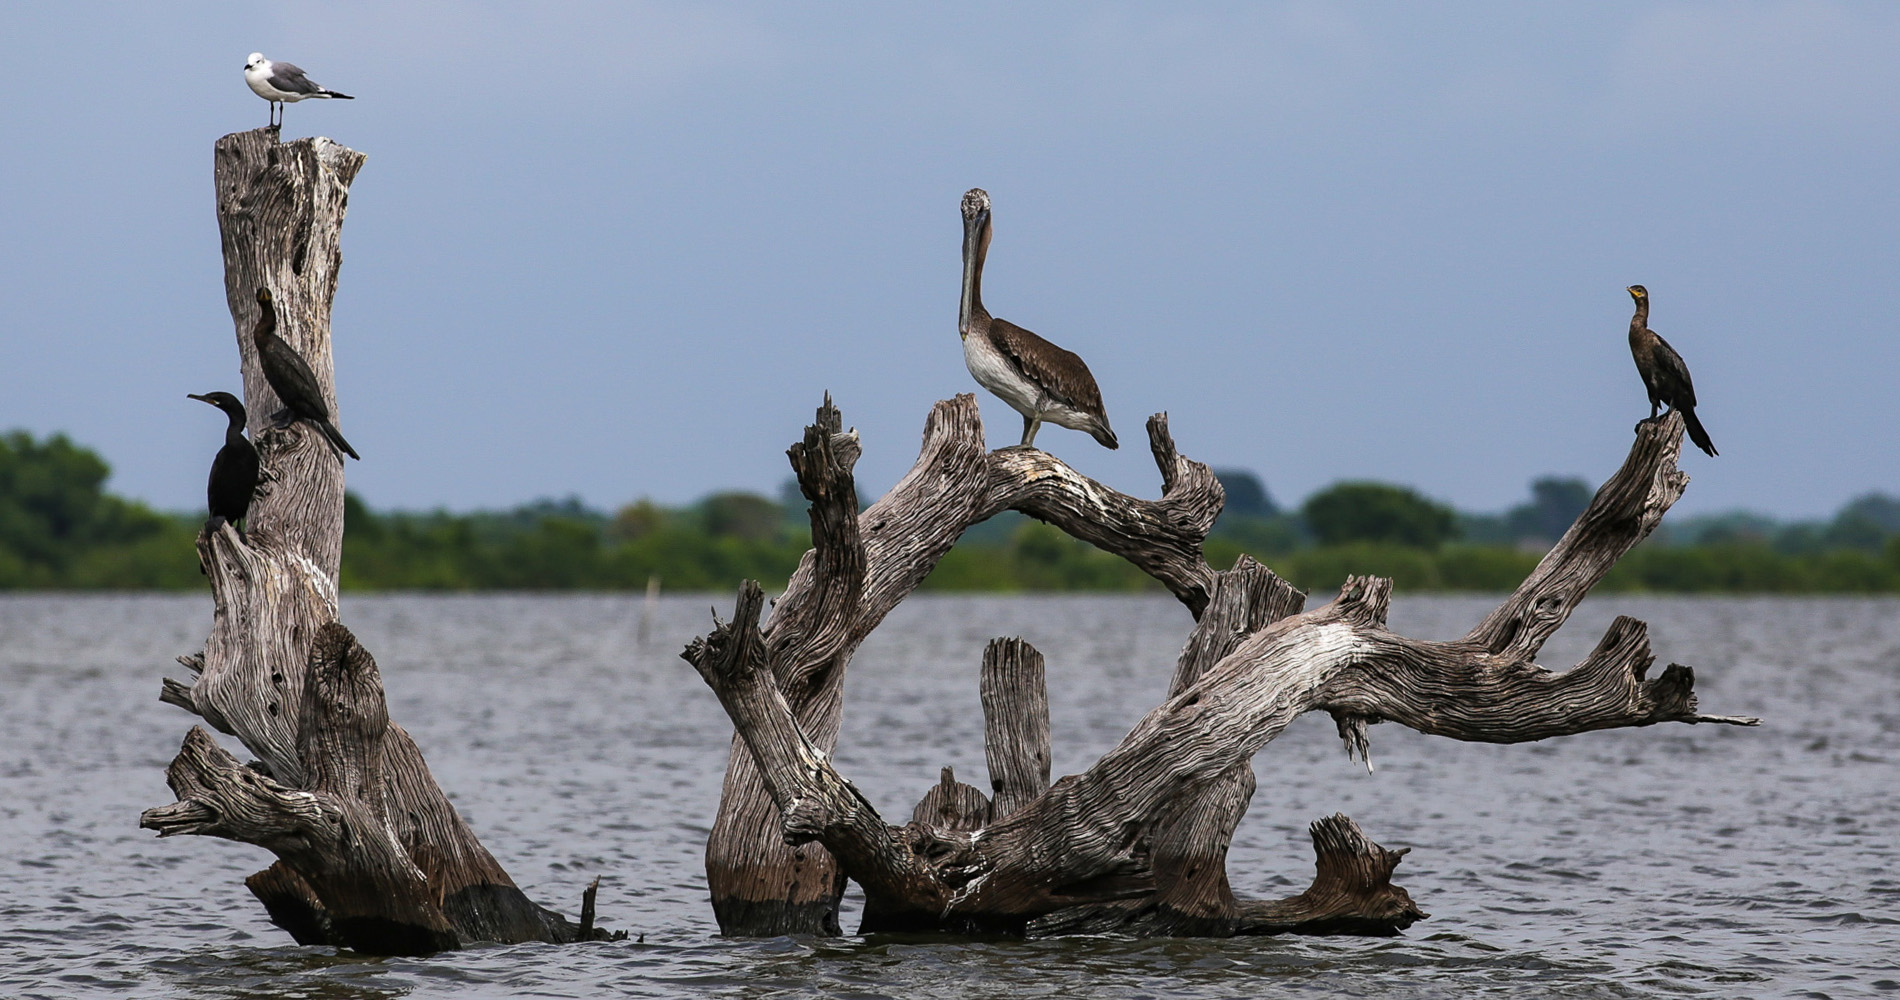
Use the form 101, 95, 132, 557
187, 393, 213, 405
959, 208, 989, 338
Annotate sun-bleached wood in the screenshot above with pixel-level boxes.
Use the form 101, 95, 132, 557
703, 394, 1224, 935
1039, 556, 1310, 935
162, 128, 366, 788
146, 128, 613, 954
980, 638, 1051, 820
911, 766, 994, 832
692, 406, 1755, 936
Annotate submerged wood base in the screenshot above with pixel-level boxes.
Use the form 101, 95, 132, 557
144, 622, 621, 955
1031, 814, 1424, 938
708, 877, 846, 938
1235, 815, 1425, 936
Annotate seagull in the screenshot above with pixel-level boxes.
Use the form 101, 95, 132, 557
244, 53, 353, 128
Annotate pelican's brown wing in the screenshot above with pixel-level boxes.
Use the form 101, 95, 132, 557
984, 318, 1108, 417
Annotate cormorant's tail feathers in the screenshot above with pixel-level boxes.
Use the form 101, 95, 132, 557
1682, 407, 1717, 457
316, 418, 361, 461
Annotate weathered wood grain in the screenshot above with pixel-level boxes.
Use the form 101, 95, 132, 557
980, 638, 1051, 820
702, 395, 1226, 934
147, 128, 613, 954
910, 766, 993, 832
1233, 815, 1426, 936
144, 626, 457, 955
692, 409, 1755, 936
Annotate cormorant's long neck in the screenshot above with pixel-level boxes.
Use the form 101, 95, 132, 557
959, 214, 991, 335
1630, 299, 1649, 331
224, 407, 249, 445
253, 298, 276, 345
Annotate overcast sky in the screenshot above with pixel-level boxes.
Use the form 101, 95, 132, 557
1, 3, 1894, 518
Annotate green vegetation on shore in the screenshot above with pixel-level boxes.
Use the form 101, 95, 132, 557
3, 430, 1899, 594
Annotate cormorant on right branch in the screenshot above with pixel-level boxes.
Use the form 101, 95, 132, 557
958, 188, 1118, 451
188, 391, 260, 536
1626, 284, 1717, 457
252, 287, 360, 460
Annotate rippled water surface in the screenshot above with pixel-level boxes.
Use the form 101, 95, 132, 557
2, 593, 1895, 998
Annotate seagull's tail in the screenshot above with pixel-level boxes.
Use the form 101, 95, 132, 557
320, 90, 354, 100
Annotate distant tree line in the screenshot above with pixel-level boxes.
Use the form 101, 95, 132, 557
4, 430, 1900, 593
0, 432, 202, 588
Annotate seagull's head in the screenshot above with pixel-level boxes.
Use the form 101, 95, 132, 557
246, 53, 266, 71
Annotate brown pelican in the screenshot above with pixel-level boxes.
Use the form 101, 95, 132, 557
959, 188, 1117, 450
1627, 285, 1716, 457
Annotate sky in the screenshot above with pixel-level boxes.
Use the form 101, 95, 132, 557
1, 3, 1895, 519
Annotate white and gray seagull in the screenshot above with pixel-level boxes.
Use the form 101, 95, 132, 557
244, 53, 353, 128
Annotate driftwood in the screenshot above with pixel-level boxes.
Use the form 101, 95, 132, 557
689, 399, 1756, 937
142, 127, 615, 955
979, 637, 1050, 820
701, 394, 1222, 934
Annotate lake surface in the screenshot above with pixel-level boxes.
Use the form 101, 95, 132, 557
1, 592, 1895, 999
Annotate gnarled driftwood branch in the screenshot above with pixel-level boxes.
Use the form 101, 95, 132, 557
692, 405, 1755, 936
704, 394, 1225, 934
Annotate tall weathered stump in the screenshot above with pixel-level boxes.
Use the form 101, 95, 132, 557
143, 128, 616, 954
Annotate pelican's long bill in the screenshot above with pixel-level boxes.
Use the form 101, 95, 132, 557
959, 206, 989, 339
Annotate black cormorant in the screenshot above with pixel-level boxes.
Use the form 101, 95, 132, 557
252, 287, 360, 460
1626, 285, 1716, 457
188, 391, 260, 535
959, 189, 1117, 451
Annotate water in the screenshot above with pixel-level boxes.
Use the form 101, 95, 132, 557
2, 593, 1895, 998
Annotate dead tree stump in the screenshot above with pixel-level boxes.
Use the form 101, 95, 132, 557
979, 638, 1050, 819
689, 397, 1757, 938
142, 127, 616, 955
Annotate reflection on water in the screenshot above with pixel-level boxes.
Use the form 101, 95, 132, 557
1, 593, 1894, 998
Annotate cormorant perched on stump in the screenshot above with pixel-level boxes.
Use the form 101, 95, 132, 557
188, 391, 260, 536
958, 188, 1118, 451
252, 287, 360, 460
1627, 285, 1717, 457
